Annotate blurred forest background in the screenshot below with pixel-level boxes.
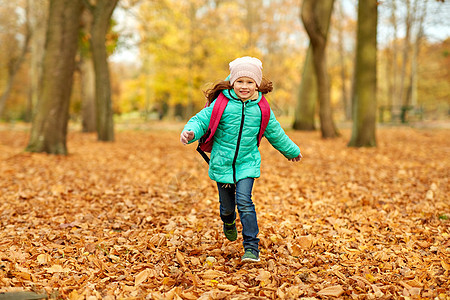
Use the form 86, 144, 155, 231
0, 0, 449, 142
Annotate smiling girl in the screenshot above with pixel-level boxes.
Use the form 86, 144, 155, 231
180, 56, 302, 262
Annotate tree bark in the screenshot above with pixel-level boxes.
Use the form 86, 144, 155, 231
388, 0, 400, 118
348, 0, 378, 147
84, 0, 118, 142
409, 1, 427, 108
293, 45, 317, 130
399, 0, 413, 111
301, 0, 338, 138
80, 55, 97, 132
80, 8, 96, 132
27, 0, 48, 123
26, 0, 83, 154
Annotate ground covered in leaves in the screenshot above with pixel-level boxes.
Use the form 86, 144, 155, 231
0, 125, 449, 299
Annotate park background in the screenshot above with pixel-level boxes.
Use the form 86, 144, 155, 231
0, 0, 449, 299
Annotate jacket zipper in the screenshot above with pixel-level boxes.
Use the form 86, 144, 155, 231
232, 101, 246, 183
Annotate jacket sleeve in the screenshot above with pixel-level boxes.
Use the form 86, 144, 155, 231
182, 104, 214, 144
263, 110, 301, 159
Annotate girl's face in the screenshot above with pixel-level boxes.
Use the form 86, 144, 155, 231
233, 77, 257, 100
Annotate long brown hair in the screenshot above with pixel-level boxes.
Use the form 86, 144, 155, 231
203, 77, 273, 105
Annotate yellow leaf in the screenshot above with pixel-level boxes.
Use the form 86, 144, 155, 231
365, 273, 376, 282
36, 253, 51, 264
207, 279, 219, 286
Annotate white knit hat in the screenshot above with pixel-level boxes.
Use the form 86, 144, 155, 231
228, 56, 263, 86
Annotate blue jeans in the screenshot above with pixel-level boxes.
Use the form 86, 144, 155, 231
217, 178, 259, 253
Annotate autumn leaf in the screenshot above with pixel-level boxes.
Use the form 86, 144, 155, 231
36, 254, 51, 265
0, 128, 448, 298
317, 285, 345, 297
297, 235, 313, 249
44, 265, 70, 273
135, 269, 149, 286
255, 270, 272, 286
175, 249, 186, 268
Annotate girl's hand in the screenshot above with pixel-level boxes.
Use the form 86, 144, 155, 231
180, 130, 195, 145
289, 153, 302, 162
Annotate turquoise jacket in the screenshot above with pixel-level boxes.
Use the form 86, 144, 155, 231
184, 89, 301, 184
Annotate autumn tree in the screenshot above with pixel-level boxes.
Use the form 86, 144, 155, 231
0, 0, 32, 118
301, 0, 339, 138
335, 0, 352, 121
26, 0, 84, 154
348, 0, 378, 147
79, 9, 96, 133
27, 0, 48, 122
130, 0, 303, 120
83, 0, 119, 142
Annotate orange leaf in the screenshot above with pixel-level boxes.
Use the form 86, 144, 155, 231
318, 285, 345, 297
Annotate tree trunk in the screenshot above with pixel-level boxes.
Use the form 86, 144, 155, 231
26, 0, 83, 154
388, 0, 399, 118
398, 0, 413, 111
81, 55, 96, 132
337, 0, 351, 121
408, 0, 427, 108
348, 0, 377, 147
27, 0, 48, 123
410, 0, 427, 106
293, 45, 317, 130
301, 0, 338, 138
244, 0, 260, 50
80, 8, 96, 132
84, 0, 118, 141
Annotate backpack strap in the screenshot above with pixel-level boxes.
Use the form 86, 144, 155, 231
202, 93, 228, 148
257, 95, 271, 147
197, 93, 229, 164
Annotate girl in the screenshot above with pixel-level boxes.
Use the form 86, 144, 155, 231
180, 56, 302, 262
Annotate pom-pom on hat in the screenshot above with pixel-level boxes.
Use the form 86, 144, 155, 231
228, 56, 263, 86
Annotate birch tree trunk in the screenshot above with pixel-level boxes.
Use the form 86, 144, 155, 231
348, 0, 378, 147
26, 0, 84, 154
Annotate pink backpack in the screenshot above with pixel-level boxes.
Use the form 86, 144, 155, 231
197, 92, 271, 164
